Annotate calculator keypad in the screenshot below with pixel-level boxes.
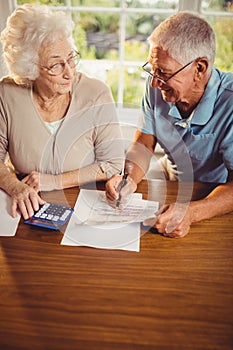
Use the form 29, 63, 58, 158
33, 203, 73, 224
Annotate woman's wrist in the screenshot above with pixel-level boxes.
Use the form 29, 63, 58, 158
53, 174, 63, 190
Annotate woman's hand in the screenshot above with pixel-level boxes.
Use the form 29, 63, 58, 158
10, 181, 45, 220
105, 174, 137, 208
143, 202, 193, 238
22, 171, 62, 191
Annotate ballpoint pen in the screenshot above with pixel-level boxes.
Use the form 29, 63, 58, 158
115, 173, 128, 211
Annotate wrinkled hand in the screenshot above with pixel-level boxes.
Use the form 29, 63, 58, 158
143, 202, 193, 238
105, 174, 137, 208
11, 181, 45, 220
22, 171, 62, 192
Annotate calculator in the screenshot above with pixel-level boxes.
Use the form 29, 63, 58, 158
24, 202, 74, 230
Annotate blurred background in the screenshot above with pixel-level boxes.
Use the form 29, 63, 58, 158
0, 0, 232, 122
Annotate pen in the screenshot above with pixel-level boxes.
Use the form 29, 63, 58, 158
115, 173, 128, 210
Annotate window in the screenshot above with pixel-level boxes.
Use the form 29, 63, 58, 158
202, 0, 233, 72
15, 0, 179, 111
1, 0, 233, 123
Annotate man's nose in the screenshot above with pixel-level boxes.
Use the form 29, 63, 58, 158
150, 75, 164, 88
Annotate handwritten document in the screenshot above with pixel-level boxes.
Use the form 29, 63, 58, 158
61, 189, 159, 251
0, 189, 21, 236
82, 190, 158, 225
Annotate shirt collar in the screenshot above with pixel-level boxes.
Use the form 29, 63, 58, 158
168, 68, 220, 125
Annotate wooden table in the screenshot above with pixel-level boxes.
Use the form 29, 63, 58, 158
0, 180, 232, 350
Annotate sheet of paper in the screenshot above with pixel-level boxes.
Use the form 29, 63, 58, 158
71, 190, 159, 225
61, 221, 140, 251
0, 189, 21, 236
61, 189, 158, 251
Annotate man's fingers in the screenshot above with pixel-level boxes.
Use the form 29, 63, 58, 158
143, 204, 169, 227
105, 176, 122, 199
143, 216, 157, 227
106, 190, 117, 203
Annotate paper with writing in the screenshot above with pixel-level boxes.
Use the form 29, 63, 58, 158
61, 190, 158, 251
82, 190, 158, 225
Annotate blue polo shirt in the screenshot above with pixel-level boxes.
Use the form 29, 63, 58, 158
138, 68, 233, 183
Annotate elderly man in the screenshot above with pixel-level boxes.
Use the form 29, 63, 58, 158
106, 11, 233, 238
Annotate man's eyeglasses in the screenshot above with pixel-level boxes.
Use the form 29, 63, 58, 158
40, 50, 80, 76
141, 59, 197, 85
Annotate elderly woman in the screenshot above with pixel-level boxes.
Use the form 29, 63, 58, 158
106, 11, 233, 238
0, 4, 124, 220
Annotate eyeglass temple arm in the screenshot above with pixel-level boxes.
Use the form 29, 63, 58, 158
164, 59, 197, 82
142, 61, 149, 69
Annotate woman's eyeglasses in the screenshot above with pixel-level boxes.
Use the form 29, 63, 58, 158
40, 50, 80, 76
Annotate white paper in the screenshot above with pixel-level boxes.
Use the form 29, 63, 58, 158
81, 191, 158, 225
0, 189, 21, 236
61, 221, 140, 251
61, 190, 158, 252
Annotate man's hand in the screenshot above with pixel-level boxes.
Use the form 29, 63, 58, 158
105, 174, 137, 208
143, 202, 193, 238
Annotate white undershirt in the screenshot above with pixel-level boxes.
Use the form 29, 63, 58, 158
44, 119, 64, 135
174, 109, 196, 129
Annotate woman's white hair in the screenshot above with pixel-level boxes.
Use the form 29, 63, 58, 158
0, 4, 75, 85
148, 11, 216, 73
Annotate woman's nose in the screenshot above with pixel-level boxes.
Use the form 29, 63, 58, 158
63, 62, 74, 78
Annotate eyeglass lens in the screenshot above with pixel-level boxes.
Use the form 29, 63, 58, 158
48, 52, 80, 75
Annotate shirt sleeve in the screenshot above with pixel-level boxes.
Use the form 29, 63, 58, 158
137, 77, 156, 135
220, 122, 233, 171
0, 90, 9, 163
91, 95, 125, 178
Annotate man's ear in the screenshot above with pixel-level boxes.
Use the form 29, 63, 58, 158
195, 57, 209, 79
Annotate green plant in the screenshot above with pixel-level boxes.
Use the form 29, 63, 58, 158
209, 17, 233, 71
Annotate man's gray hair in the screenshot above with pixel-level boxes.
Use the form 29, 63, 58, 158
148, 11, 216, 73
